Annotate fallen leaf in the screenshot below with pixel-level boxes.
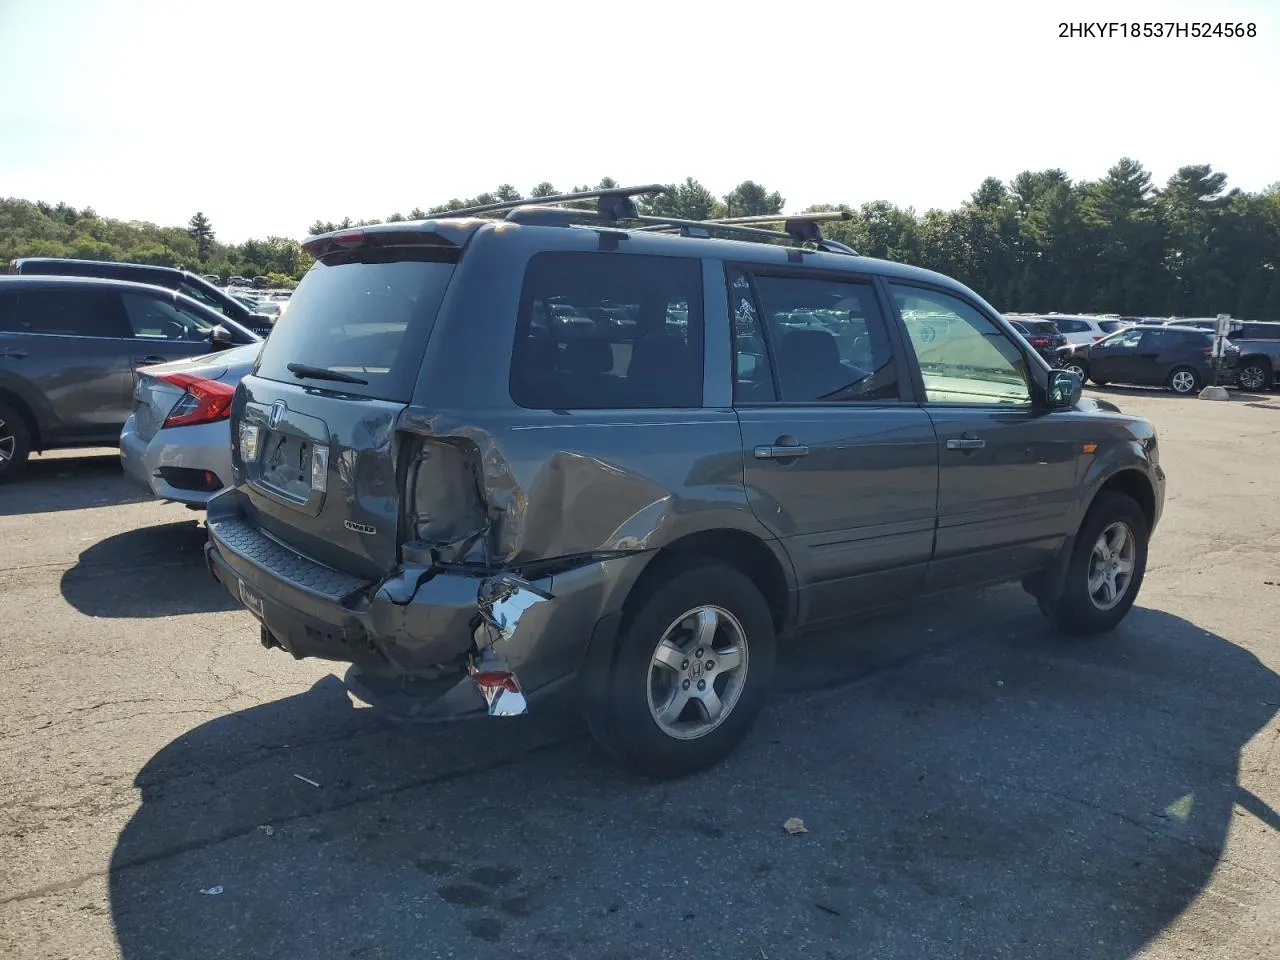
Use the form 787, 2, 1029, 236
783, 817, 808, 835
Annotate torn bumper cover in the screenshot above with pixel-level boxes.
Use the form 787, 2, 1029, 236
204, 500, 641, 720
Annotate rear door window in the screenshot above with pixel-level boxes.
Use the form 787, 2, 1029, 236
253, 248, 457, 402
510, 252, 704, 409
732, 271, 900, 403
8, 289, 131, 337
1053, 318, 1091, 333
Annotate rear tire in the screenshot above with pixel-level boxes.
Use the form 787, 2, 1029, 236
0, 401, 32, 483
582, 560, 775, 778
1088, 376, 1107, 387
1168, 366, 1201, 395
1038, 491, 1148, 635
1062, 361, 1088, 380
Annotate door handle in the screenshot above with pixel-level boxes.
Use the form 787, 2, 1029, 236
945, 437, 986, 451
134, 355, 167, 366
0, 349, 28, 360
754, 443, 810, 460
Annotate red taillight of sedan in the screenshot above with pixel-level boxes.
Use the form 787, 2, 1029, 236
157, 372, 236, 428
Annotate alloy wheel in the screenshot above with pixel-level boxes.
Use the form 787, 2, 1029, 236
1239, 365, 1268, 391
1088, 521, 1136, 611
0, 416, 14, 464
646, 605, 749, 740
1170, 370, 1197, 394
1062, 362, 1087, 379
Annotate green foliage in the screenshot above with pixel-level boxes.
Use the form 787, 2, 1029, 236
1, 198, 312, 281
7, 163, 1279, 319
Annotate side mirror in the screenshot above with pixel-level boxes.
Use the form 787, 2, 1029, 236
209, 324, 233, 348
1047, 368, 1083, 408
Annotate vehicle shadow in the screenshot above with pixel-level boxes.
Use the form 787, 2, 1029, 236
60, 519, 237, 617
106, 604, 1279, 959
1089, 385, 1274, 404
0, 452, 150, 517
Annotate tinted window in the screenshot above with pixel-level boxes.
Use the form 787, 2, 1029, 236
122, 293, 214, 342
7, 289, 130, 337
1027, 321, 1061, 335
254, 249, 456, 402
1101, 328, 1144, 348
1098, 320, 1126, 333
738, 273, 899, 403
1236, 323, 1280, 340
892, 285, 1031, 405
1052, 318, 1091, 333
510, 252, 704, 410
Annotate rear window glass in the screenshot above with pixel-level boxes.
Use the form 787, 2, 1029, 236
1098, 320, 1126, 333
253, 248, 455, 402
510, 252, 704, 409
1026, 321, 1061, 335
1052, 318, 1091, 333
1236, 323, 1280, 340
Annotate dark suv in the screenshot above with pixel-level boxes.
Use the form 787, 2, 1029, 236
0, 276, 260, 480
203, 187, 1165, 778
10, 258, 273, 337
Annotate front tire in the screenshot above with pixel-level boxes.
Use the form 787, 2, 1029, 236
583, 561, 776, 778
1062, 360, 1088, 381
1168, 366, 1201, 395
1238, 360, 1272, 392
1039, 491, 1148, 635
0, 401, 32, 483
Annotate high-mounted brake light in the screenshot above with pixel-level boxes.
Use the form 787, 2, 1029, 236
156, 372, 235, 428
330, 230, 366, 248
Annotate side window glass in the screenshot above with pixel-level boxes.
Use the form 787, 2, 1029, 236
749, 275, 899, 402
892, 285, 1031, 406
122, 294, 212, 341
509, 252, 704, 410
729, 270, 776, 403
10, 290, 130, 337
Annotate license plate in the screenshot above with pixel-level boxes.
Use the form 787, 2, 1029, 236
239, 580, 264, 620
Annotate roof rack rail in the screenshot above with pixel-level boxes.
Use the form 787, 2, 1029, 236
635, 211, 859, 255
423, 183, 669, 221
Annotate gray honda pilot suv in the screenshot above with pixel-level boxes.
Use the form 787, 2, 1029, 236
204, 186, 1165, 778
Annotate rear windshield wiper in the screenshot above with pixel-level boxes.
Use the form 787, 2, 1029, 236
287, 362, 368, 385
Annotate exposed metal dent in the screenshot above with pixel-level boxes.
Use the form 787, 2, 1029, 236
475, 573, 554, 646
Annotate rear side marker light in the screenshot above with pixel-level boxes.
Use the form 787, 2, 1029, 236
157, 373, 235, 428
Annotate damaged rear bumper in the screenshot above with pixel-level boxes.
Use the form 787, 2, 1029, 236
203, 492, 647, 719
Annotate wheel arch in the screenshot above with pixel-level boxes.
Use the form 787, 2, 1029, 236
0, 386, 41, 452
621, 529, 797, 637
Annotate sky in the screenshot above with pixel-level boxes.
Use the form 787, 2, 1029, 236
1, 0, 1277, 243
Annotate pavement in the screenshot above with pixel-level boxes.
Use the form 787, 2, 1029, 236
1, 386, 1278, 960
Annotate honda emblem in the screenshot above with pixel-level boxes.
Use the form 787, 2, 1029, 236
267, 400, 286, 429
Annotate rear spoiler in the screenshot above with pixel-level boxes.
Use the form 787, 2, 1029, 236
302, 221, 485, 257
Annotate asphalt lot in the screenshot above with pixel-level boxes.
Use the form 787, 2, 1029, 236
1, 387, 1278, 960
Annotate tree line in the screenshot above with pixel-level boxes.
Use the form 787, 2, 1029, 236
5, 158, 1279, 318
0, 200, 309, 288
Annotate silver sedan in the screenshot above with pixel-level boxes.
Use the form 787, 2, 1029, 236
120, 343, 260, 507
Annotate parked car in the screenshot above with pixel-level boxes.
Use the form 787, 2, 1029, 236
10, 258, 273, 337
1039, 314, 1130, 345
1009, 318, 1070, 366
1227, 322, 1280, 391
202, 191, 1164, 779
1062, 325, 1239, 394
0, 276, 260, 481
250, 300, 286, 326
120, 343, 261, 506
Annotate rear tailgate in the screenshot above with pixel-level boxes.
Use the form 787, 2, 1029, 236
232, 226, 471, 580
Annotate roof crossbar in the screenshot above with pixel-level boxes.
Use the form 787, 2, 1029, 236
427, 184, 668, 220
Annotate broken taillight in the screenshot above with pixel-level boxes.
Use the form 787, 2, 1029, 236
158, 373, 235, 428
